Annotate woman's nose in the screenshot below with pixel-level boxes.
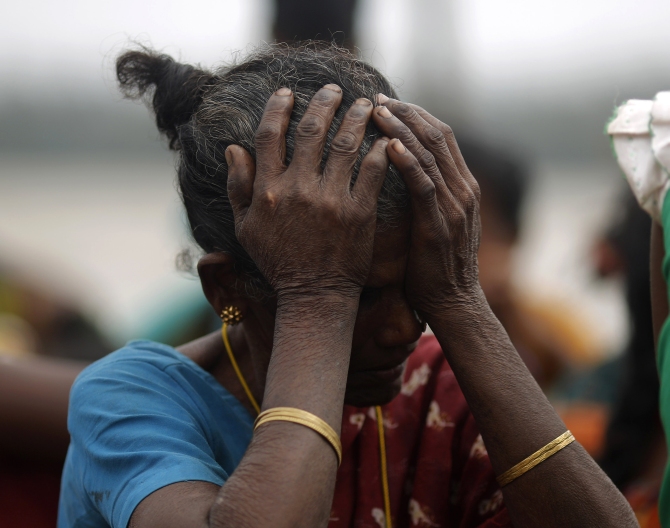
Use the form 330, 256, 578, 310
374, 290, 423, 348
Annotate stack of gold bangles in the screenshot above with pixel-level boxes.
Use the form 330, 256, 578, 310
497, 430, 575, 487
254, 407, 343, 466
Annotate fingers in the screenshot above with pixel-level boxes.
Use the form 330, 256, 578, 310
406, 102, 481, 200
226, 145, 256, 227
323, 98, 374, 192
351, 137, 390, 209
254, 87, 294, 180
380, 98, 458, 178
371, 102, 445, 194
385, 138, 461, 228
292, 84, 343, 173
376, 97, 475, 204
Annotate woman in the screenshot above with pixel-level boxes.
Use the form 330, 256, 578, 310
58, 43, 636, 528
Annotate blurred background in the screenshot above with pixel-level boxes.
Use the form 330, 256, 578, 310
1, 0, 670, 526
2, 0, 669, 349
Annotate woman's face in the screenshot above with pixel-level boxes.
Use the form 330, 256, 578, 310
343, 217, 424, 407
228, 217, 423, 408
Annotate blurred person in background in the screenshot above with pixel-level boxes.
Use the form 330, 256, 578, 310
460, 141, 598, 392
468, 141, 665, 527
0, 265, 110, 361
273, 0, 359, 49
0, 264, 106, 527
56, 42, 636, 528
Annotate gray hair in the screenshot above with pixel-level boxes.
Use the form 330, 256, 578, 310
117, 42, 408, 298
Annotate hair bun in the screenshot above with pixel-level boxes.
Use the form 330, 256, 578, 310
117, 49, 215, 150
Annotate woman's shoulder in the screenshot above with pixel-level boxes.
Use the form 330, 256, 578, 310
68, 340, 235, 428
79, 339, 187, 374
72, 340, 207, 393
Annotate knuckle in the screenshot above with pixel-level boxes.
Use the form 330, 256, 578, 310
471, 179, 482, 201
259, 189, 279, 209
417, 181, 436, 202
296, 114, 326, 138
393, 103, 414, 119
441, 124, 454, 139
397, 127, 418, 147
424, 126, 445, 148
330, 131, 360, 156
363, 154, 388, 175
407, 159, 425, 178
312, 196, 341, 225
463, 192, 478, 215
254, 120, 281, 146
418, 150, 436, 168
322, 196, 340, 214
449, 206, 466, 227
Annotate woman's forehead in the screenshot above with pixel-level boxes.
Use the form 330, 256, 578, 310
367, 222, 411, 287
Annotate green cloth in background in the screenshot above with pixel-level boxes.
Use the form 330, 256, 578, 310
657, 194, 670, 527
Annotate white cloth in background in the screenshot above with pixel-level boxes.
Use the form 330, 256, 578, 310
608, 91, 670, 222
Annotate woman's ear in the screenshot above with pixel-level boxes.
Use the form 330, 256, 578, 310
197, 253, 248, 320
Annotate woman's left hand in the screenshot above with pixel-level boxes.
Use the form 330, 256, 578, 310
371, 95, 485, 324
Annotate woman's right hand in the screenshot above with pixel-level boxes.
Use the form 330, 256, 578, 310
225, 85, 390, 302
371, 96, 484, 323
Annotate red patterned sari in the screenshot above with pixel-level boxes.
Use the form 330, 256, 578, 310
331, 335, 512, 527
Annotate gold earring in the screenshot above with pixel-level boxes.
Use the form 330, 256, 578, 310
220, 306, 244, 325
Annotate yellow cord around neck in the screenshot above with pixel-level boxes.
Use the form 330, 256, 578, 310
221, 323, 260, 415
375, 405, 392, 528
221, 322, 391, 526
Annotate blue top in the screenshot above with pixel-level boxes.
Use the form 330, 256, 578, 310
58, 340, 254, 528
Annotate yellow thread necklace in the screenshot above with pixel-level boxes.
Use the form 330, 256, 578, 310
222, 323, 392, 528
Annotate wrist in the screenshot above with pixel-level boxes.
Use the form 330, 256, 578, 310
421, 286, 490, 328
276, 288, 360, 316
264, 291, 359, 429
273, 290, 359, 352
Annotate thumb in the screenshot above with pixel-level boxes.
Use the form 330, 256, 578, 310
226, 145, 256, 225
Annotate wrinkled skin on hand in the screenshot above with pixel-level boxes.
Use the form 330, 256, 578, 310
226, 85, 390, 302
372, 96, 485, 322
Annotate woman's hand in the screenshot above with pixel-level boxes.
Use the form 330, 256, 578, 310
373, 96, 638, 528
226, 85, 389, 303
371, 95, 485, 323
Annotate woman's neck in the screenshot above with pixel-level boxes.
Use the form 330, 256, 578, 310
177, 320, 271, 416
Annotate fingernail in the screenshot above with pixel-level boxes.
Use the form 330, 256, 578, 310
376, 93, 389, 104
225, 147, 233, 165
355, 98, 372, 106
275, 87, 292, 96
378, 106, 392, 118
381, 136, 390, 141
391, 139, 405, 153
324, 84, 342, 93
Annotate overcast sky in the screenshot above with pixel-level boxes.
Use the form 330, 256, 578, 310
2, 0, 669, 96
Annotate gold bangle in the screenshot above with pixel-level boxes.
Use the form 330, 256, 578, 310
254, 407, 343, 466
496, 430, 575, 487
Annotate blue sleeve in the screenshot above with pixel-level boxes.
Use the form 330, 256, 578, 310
67, 358, 228, 528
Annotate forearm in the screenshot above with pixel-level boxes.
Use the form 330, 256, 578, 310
210, 294, 358, 528
428, 292, 637, 528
